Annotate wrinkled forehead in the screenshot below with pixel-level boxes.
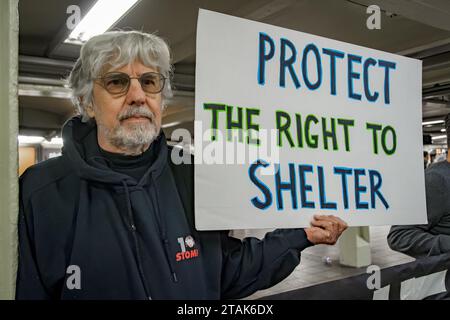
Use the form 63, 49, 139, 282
99, 58, 160, 76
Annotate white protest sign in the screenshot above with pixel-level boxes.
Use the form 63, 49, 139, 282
194, 9, 426, 230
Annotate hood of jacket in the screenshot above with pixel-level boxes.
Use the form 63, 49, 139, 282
61, 116, 167, 186
60, 116, 179, 299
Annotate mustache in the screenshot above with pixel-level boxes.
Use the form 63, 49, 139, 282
118, 106, 155, 121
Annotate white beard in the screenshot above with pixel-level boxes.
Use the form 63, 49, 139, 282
109, 120, 159, 152
97, 106, 160, 155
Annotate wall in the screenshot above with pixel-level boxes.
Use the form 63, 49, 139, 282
0, 0, 19, 300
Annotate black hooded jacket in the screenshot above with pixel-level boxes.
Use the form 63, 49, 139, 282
16, 116, 312, 300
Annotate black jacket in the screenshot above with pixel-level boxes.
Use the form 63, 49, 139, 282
16, 116, 312, 300
387, 161, 450, 257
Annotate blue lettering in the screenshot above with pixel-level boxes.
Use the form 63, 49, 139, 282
258, 33, 275, 85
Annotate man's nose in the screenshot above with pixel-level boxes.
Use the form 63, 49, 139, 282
125, 78, 146, 106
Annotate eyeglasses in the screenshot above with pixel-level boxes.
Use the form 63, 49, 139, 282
94, 72, 166, 95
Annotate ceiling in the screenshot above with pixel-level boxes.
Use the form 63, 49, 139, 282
18, 0, 450, 144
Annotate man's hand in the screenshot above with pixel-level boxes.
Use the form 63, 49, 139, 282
304, 215, 348, 245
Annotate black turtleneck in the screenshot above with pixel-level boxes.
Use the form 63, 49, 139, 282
99, 142, 158, 182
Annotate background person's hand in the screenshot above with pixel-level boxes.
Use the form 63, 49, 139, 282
304, 215, 348, 245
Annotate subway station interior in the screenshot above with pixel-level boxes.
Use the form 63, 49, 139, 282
1, 0, 450, 301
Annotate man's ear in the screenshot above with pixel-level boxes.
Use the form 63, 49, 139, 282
86, 104, 95, 118
79, 96, 95, 118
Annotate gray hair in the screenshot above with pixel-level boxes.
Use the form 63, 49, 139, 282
67, 30, 173, 121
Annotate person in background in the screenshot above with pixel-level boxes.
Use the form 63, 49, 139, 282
424, 151, 429, 169
388, 113, 450, 258
434, 150, 447, 163
429, 149, 437, 165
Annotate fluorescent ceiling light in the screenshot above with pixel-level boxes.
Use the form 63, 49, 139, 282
50, 137, 63, 144
19, 84, 72, 99
422, 120, 444, 126
162, 121, 183, 129
65, 0, 140, 44
41, 137, 64, 147
431, 135, 447, 140
19, 136, 64, 146
18, 136, 44, 144
441, 129, 446, 132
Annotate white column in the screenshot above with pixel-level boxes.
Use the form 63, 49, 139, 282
339, 226, 371, 268
0, 0, 19, 300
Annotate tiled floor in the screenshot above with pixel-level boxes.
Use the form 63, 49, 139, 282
231, 226, 415, 300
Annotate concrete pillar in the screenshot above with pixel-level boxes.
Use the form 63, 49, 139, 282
0, 0, 19, 300
339, 227, 371, 268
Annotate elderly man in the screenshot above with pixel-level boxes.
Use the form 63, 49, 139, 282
388, 114, 450, 258
16, 31, 347, 300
